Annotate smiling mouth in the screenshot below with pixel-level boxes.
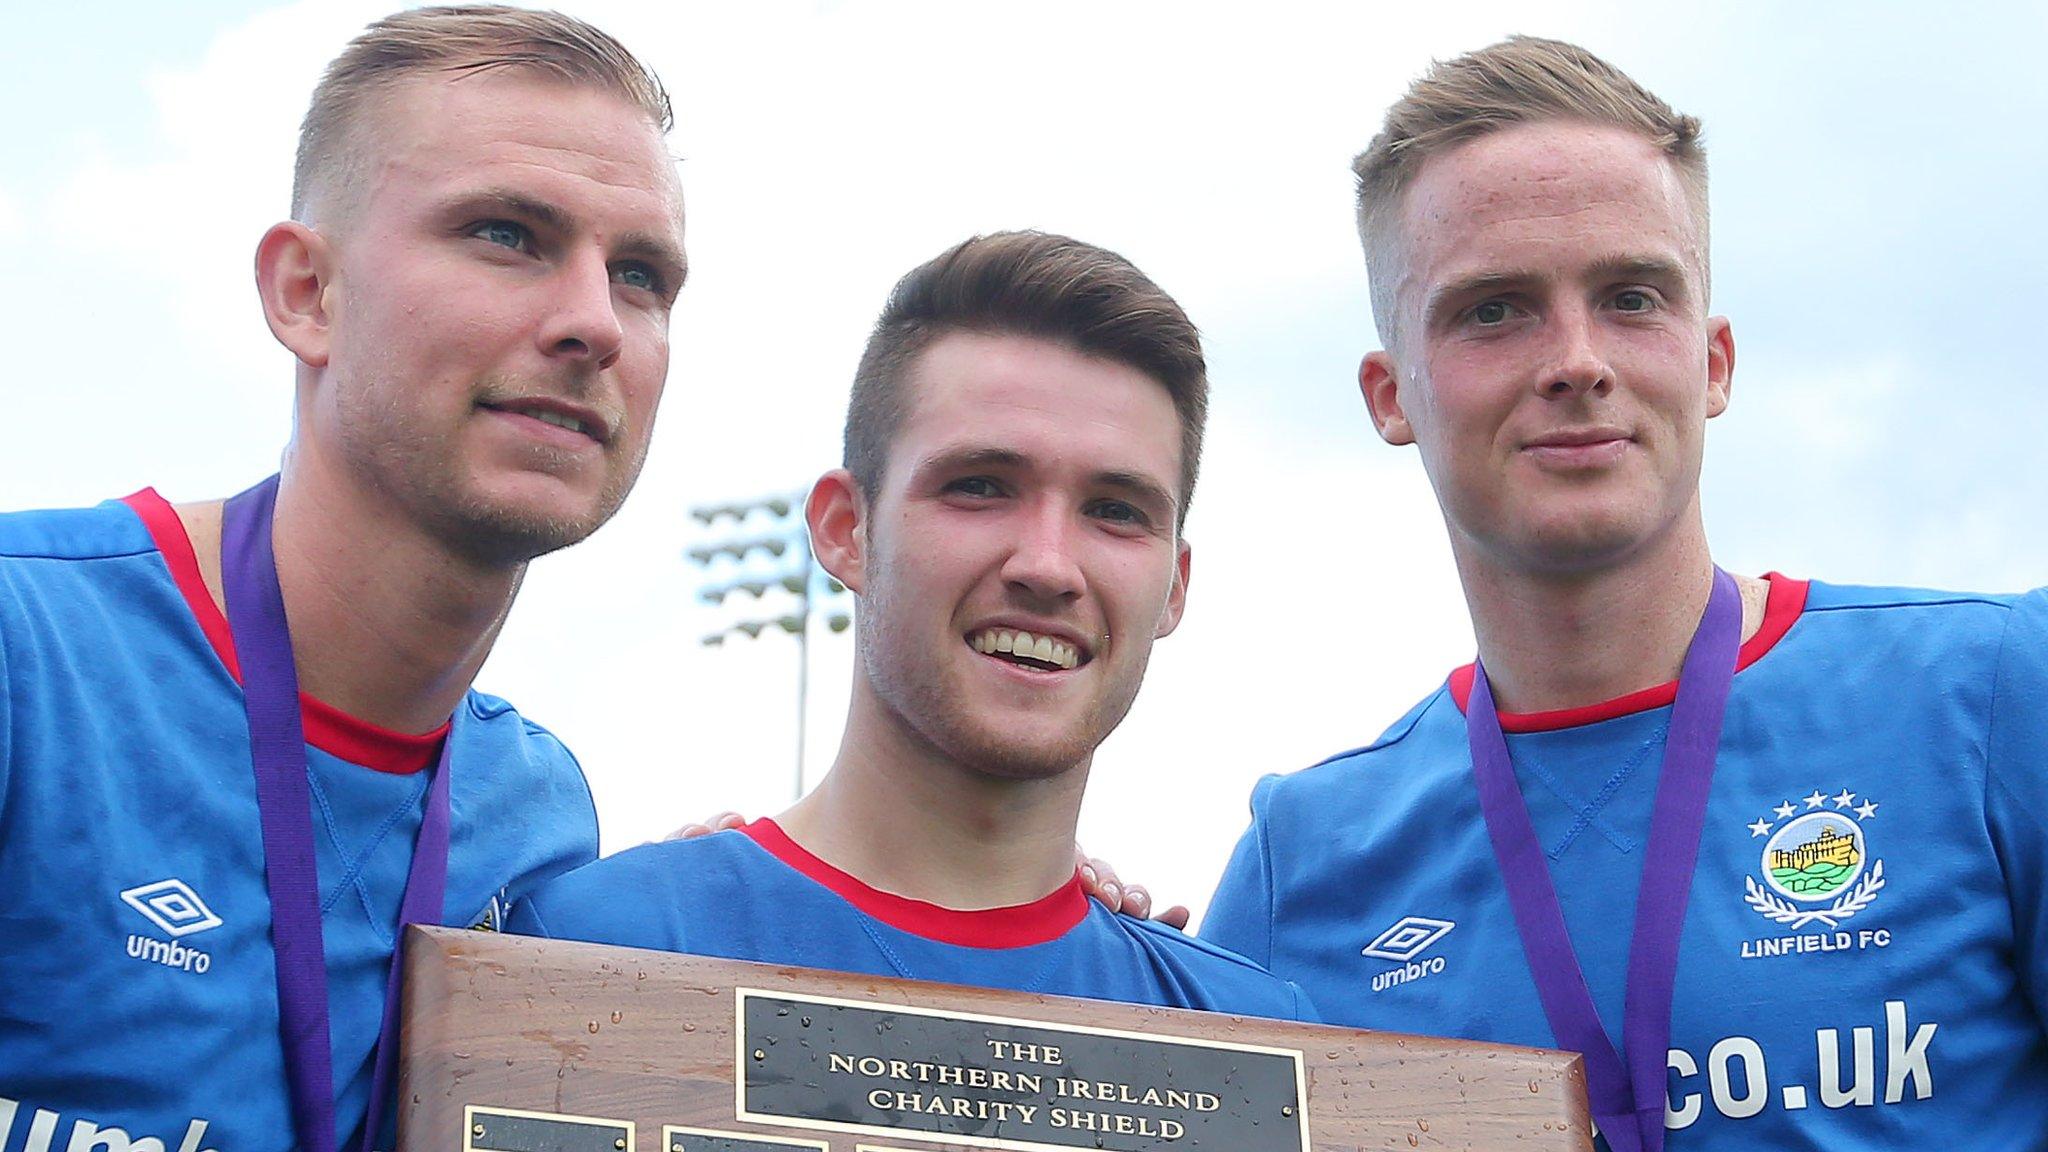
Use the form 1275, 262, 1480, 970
969, 628, 1082, 671
479, 401, 605, 442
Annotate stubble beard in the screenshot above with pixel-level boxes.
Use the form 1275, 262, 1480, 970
855, 573, 1140, 784
334, 379, 646, 569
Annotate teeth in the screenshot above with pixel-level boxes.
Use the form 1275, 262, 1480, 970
968, 629, 1079, 670
526, 410, 587, 435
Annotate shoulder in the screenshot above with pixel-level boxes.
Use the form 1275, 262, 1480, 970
528, 837, 707, 905
456, 690, 592, 795
1111, 914, 1314, 1019
1249, 683, 1464, 814
1785, 578, 2035, 666
0, 497, 180, 656
449, 690, 601, 868
1120, 915, 1282, 975
0, 498, 157, 566
1798, 577, 2026, 620
513, 831, 785, 945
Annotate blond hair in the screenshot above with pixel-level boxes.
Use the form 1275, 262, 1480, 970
1354, 36, 1707, 346
292, 5, 672, 223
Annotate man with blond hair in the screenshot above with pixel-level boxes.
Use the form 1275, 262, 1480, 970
1203, 35, 2048, 1151
0, 7, 685, 1149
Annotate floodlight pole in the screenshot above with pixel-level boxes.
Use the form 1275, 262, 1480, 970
685, 493, 850, 802
791, 541, 813, 800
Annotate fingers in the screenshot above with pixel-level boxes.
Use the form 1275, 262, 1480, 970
1074, 844, 1127, 912
1120, 886, 1189, 930
1122, 884, 1152, 920
663, 810, 749, 842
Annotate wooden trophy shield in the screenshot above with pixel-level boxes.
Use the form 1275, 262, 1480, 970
396, 926, 1592, 1152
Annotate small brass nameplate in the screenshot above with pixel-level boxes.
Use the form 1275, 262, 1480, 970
465, 1105, 635, 1152
661, 1125, 827, 1152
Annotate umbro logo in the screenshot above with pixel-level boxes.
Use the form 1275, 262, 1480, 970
121, 879, 221, 976
120, 878, 223, 938
1364, 915, 1455, 994
1361, 915, 1454, 961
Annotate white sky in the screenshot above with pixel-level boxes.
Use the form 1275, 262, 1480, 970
4, 2, 2044, 924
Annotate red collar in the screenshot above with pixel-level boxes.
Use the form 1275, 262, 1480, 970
741, 818, 1089, 948
121, 488, 445, 773
1446, 572, 1808, 733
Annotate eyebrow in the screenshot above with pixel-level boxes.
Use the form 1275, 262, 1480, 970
916, 446, 1181, 519
448, 188, 689, 285
1586, 254, 1691, 291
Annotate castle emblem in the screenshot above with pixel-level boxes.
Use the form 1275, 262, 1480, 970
1743, 789, 1884, 929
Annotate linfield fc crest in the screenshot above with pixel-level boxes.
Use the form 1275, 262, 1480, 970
1742, 788, 1885, 930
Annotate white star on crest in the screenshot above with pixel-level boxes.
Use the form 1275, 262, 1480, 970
1773, 800, 1797, 819
1804, 791, 1827, 809
1855, 800, 1878, 820
1833, 789, 1856, 808
1748, 818, 1773, 837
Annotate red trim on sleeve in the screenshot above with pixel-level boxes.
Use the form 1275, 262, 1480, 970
1446, 571, 1809, 733
119, 488, 446, 774
740, 818, 1089, 948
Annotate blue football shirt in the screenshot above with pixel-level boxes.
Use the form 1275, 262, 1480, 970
511, 818, 1314, 1021
0, 491, 599, 1151
1206, 575, 2048, 1150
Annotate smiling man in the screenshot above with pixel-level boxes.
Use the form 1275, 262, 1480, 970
1201, 35, 2048, 1151
0, 8, 683, 1150
509, 231, 1307, 1019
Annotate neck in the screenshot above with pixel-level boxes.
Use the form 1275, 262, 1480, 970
180, 459, 524, 734
776, 678, 1087, 910
1457, 513, 1766, 714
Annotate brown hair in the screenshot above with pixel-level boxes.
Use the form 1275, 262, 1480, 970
844, 231, 1209, 528
292, 5, 672, 223
1354, 35, 1707, 346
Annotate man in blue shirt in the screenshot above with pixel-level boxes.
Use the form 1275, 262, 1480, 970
0, 8, 687, 1150
1202, 35, 2048, 1151
513, 231, 1309, 1023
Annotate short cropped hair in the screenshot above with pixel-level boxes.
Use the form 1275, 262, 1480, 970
1354, 35, 1707, 346
845, 231, 1209, 528
293, 5, 672, 223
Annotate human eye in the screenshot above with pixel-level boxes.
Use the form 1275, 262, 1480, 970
612, 261, 665, 296
1468, 299, 1514, 326
467, 219, 531, 251
1612, 288, 1658, 313
1087, 498, 1155, 532
943, 476, 1004, 500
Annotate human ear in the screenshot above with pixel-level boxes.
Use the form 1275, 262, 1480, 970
1154, 538, 1192, 639
1704, 317, 1735, 418
806, 469, 868, 594
1359, 351, 1416, 446
254, 222, 334, 369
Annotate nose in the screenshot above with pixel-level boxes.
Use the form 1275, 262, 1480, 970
1001, 500, 1086, 605
537, 250, 626, 370
1538, 303, 1612, 399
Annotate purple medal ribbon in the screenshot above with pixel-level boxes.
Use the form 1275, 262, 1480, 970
1467, 567, 1740, 1152
223, 474, 453, 1152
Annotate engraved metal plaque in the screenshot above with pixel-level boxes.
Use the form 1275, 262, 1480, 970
465, 1105, 635, 1152
735, 988, 1308, 1152
661, 1126, 826, 1152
